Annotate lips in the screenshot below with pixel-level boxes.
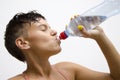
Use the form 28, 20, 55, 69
56, 36, 61, 44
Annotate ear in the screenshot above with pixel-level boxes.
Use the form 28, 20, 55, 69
15, 37, 30, 50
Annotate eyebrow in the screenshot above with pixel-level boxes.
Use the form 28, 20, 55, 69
37, 24, 47, 27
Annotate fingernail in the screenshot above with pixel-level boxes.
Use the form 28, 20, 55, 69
77, 25, 84, 30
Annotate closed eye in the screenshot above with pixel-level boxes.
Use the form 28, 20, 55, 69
38, 24, 47, 31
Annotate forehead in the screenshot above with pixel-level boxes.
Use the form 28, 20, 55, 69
32, 18, 47, 25
25, 18, 47, 28
26, 18, 48, 30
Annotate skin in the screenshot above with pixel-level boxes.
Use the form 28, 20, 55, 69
9, 18, 120, 80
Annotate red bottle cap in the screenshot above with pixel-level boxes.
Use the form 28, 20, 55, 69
59, 31, 68, 40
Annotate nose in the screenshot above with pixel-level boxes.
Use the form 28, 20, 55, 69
51, 29, 57, 36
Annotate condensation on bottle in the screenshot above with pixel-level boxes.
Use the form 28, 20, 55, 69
59, 0, 120, 40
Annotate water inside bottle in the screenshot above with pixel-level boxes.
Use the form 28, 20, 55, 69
77, 15, 107, 30
67, 15, 107, 37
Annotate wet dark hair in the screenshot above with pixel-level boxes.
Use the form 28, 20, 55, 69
4, 10, 45, 62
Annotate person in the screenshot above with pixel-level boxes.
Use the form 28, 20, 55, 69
4, 10, 120, 80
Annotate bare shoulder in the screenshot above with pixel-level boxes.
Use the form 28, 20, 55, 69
53, 61, 94, 74
53, 61, 86, 70
53, 62, 80, 80
8, 74, 24, 80
53, 62, 113, 80
53, 62, 91, 80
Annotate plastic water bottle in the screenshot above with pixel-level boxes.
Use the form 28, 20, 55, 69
59, 0, 120, 40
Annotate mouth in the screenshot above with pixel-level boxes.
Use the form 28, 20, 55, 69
56, 36, 61, 44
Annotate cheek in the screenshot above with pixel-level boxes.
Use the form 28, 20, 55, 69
28, 32, 51, 48
30, 36, 48, 46
28, 31, 48, 42
27, 31, 61, 53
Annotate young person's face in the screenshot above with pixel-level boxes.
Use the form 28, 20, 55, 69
26, 18, 61, 56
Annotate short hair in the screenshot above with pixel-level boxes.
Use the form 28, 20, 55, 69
4, 10, 45, 62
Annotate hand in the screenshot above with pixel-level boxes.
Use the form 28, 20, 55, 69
79, 25, 105, 40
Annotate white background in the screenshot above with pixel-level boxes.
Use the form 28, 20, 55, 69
0, 0, 120, 80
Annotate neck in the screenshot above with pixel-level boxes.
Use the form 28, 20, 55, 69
24, 55, 52, 77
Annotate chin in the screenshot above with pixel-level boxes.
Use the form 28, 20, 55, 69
52, 48, 62, 55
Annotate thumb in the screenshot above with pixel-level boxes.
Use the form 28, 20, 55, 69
77, 25, 90, 37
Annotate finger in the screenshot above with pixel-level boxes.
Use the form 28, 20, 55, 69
74, 14, 79, 18
77, 25, 90, 37
70, 17, 73, 20
65, 24, 68, 30
74, 15, 77, 18
78, 25, 83, 31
